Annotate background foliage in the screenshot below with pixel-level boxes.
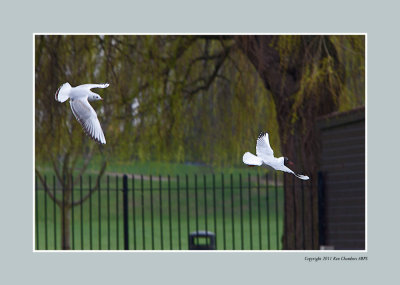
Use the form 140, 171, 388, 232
36, 35, 365, 172
35, 35, 284, 171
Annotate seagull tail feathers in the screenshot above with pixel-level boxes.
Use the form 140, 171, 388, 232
243, 152, 263, 166
55, 82, 72, 103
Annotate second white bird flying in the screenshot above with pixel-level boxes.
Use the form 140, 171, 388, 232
55, 82, 108, 144
243, 132, 309, 180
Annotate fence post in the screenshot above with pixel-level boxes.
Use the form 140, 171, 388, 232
123, 175, 129, 250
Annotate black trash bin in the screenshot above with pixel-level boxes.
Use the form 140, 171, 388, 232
189, 231, 216, 250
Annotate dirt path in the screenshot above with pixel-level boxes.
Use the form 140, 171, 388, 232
105, 171, 283, 186
105, 172, 174, 182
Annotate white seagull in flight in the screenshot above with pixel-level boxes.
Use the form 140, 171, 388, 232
243, 132, 309, 180
55, 82, 108, 144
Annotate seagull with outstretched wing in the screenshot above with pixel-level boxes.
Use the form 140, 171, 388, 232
243, 132, 309, 180
55, 82, 109, 144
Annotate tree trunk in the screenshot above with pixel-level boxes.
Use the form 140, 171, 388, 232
61, 204, 71, 250
236, 35, 342, 249
275, 95, 321, 250
61, 185, 72, 250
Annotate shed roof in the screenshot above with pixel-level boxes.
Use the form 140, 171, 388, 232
317, 106, 365, 130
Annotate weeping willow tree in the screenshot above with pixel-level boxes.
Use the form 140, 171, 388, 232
36, 36, 109, 249
35, 35, 364, 249
104, 35, 280, 165
234, 35, 364, 249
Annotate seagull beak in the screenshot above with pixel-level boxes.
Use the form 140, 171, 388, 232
289, 161, 294, 166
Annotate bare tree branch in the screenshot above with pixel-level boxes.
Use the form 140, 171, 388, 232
50, 153, 64, 189
71, 161, 107, 207
35, 168, 62, 207
75, 146, 95, 181
183, 45, 234, 97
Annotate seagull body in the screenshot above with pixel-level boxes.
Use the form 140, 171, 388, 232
55, 82, 108, 144
243, 132, 309, 180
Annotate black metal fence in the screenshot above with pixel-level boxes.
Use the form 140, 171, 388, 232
34, 172, 305, 250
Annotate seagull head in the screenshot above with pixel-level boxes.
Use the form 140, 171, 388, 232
89, 94, 103, 101
284, 157, 294, 166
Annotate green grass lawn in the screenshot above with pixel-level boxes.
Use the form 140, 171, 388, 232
36, 157, 281, 180
35, 169, 284, 250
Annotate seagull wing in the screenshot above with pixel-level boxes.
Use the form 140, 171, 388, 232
294, 174, 310, 180
80, 83, 109, 90
256, 132, 274, 160
70, 98, 106, 144
279, 165, 309, 180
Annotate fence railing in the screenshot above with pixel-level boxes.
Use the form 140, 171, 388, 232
35, 172, 298, 250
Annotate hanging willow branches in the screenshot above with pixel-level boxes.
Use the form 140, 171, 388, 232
35, 35, 364, 170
